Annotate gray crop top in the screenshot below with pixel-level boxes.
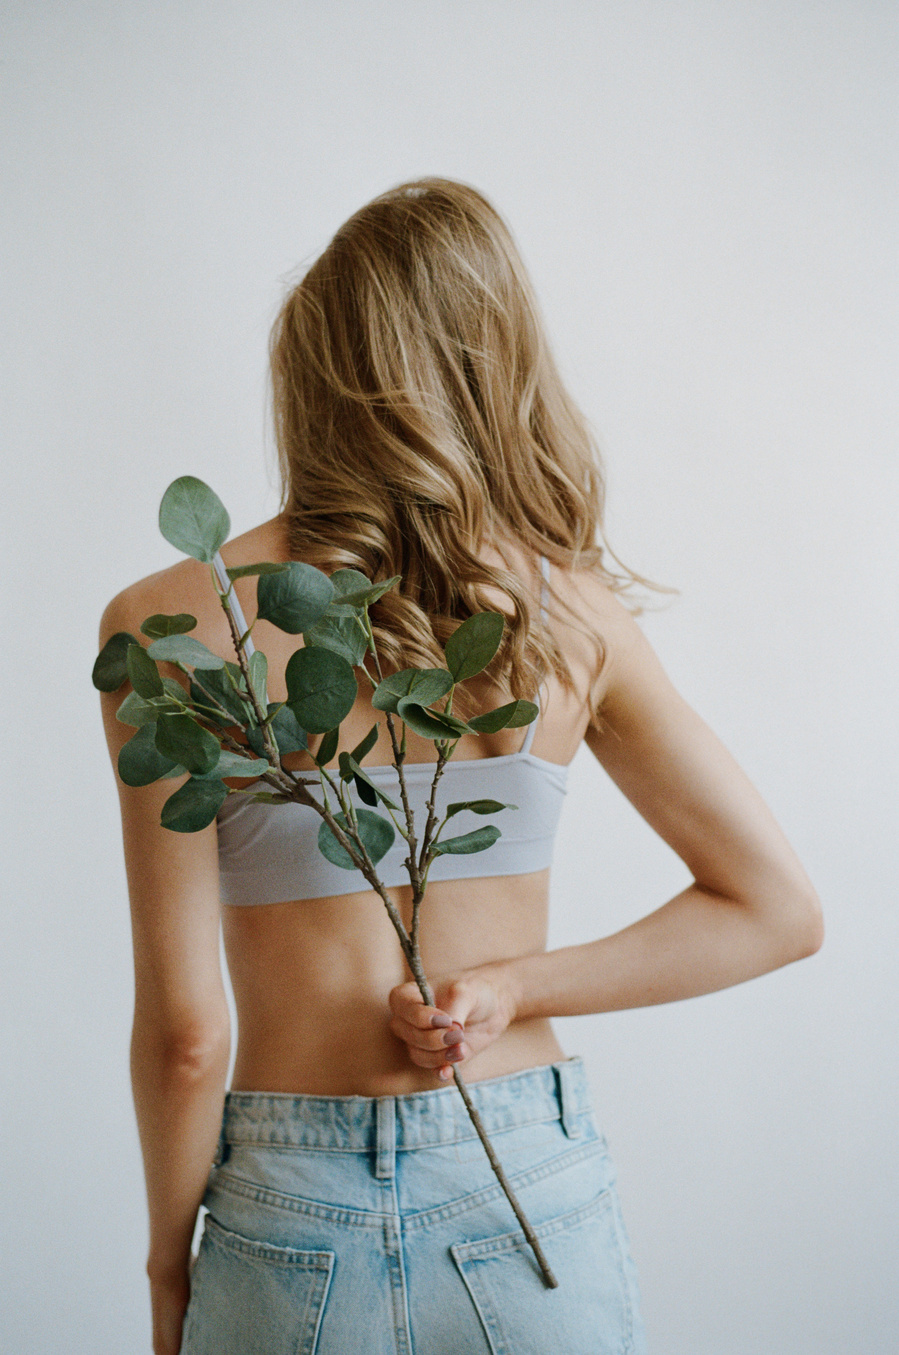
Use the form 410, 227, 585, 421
215, 558, 569, 905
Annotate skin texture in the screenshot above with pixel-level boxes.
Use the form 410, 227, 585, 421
99, 516, 823, 1355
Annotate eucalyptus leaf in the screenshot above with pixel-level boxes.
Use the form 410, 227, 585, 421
446, 799, 516, 818
467, 700, 539, 733
154, 713, 221, 776
333, 575, 401, 608
250, 791, 291, 804
351, 723, 380, 763
246, 703, 308, 757
225, 561, 288, 580
432, 825, 502, 856
314, 726, 340, 767
115, 691, 161, 728
158, 476, 230, 564
257, 562, 334, 633
191, 665, 251, 726
286, 646, 357, 734
195, 750, 270, 780
118, 724, 178, 787
160, 777, 229, 832
371, 668, 454, 714
445, 612, 505, 682
303, 612, 369, 666
140, 613, 197, 639
126, 643, 164, 698
317, 808, 395, 871
92, 632, 140, 692
247, 650, 268, 704
325, 568, 376, 618
396, 698, 468, 741
337, 752, 399, 812
146, 635, 225, 670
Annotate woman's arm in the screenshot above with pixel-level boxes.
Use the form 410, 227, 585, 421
390, 593, 823, 1071
99, 590, 230, 1355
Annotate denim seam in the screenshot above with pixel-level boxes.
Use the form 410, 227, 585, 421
208, 1172, 389, 1228
402, 1138, 606, 1233
218, 1108, 573, 1153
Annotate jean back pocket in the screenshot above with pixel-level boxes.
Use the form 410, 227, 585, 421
181, 1216, 335, 1355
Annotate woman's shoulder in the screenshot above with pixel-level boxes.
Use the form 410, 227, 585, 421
99, 516, 289, 648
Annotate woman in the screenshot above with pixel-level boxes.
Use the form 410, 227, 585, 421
99, 178, 823, 1355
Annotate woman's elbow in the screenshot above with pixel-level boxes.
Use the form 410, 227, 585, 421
777, 883, 825, 963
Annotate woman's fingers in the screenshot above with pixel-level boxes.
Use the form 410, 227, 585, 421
389, 1012, 465, 1054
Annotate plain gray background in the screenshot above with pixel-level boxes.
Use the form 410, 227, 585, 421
2, 3, 896, 1352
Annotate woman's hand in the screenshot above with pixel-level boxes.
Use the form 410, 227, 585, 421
388, 966, 519, 1079
148, 1265, 191, 1355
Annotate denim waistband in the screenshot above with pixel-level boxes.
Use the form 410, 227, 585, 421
217, 1058, 593, 1157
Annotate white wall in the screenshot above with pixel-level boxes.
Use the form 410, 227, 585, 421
2, 3, 895, 1351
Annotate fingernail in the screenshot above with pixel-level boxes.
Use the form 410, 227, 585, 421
430, 1013, 453, 1029
443, 1028, 464, 1047
446, 1046, 465, 1062
438, 1066, 453, 1081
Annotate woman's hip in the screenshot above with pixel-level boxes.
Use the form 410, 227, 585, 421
182, 1058, 646, 1354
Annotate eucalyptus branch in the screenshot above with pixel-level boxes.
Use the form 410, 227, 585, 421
214, 578, 282, 774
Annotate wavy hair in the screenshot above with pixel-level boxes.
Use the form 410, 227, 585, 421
271, 177, 642, 713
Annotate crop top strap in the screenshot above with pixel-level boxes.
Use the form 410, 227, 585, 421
519, 556, 551, 755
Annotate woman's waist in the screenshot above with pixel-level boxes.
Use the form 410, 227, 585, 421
228, 1013, 565, 1098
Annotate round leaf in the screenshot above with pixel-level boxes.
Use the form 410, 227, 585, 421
140, 614, 197, 640
317, 808, 395, 871
195, 750, 270, 780
154, 713, 221, 775
303, 612, 369, 666
332, 575, 401, 608
161, 778, 229, 832
372, 668, 453, 713
247, 703, 308, 757
257, 562, 334, 633
191, 665, 251, 727
445, 612, 505, 682
446, 799, 516, 818
432, 825, 502, 856
126, 643, 164, 698
313, 726, 340, 767
115, 691, 161, 728
467, 699, 539, 733
146, 635, 225, 670
92, 632, 139, 692
286, 646, 357, 734
118, 724, 178, 787
159, 476, 230, 563
248, 650, 268, 704
396, 698, 466, 741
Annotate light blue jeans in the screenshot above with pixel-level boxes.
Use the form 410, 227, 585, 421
181, 1058, 646, 1354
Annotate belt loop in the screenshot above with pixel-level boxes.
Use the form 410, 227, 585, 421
374, 1097, 396, 1179
555, 1060, 583, 1139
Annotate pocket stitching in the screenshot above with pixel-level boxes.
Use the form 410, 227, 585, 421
204, 1214, 335, 1271
450, 1186, 614, 1263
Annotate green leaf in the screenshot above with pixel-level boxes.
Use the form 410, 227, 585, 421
303, 611, 369, 666
191, 665, 251, 727
445, 612, 505, 682
250, 791, 291, 804
118, 724, 178, 786
324, 568, 376, 618
314, 726, 340, 767
154, 713, 221, 776
337, 752, 399, 811
257, 562, 334, 633
92, 632, 140, 692
286, 646, 357, 733
432, 825, 502, 856
247, 650, 268, 703
371, 668, 454, 713
332, 575, 401, 608
445, 799, 516, 818
161, 777, 229, 832
317, 808, 395, 871
467, 699, 539, 733
140, 613, 197, 639
246, 703, 308, 756
158, 476, 230, 563
115, 691, 160, 728
225, 561, 289, 581
396, 698, 468, 741
146, 635, 225, 670
126, 643, 164, 698
195, 750, 270, 780
351, 723, 380, 763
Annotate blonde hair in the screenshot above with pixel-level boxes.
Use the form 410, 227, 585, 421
271, 177, 639, 710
